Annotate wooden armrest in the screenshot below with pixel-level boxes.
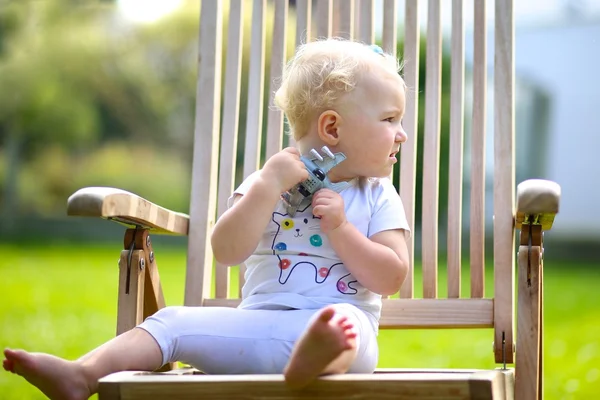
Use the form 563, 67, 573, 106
515, 179, 560, 231
67, 187, 189, 235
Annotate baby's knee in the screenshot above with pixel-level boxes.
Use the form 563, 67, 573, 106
145, 306, 187, 327
329, 303, 361, 323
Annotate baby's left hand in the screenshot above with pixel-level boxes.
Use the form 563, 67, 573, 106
312, 189, 347, 234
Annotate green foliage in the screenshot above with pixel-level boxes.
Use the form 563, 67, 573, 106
16, 142, 190, 215
0, 0, 200, 217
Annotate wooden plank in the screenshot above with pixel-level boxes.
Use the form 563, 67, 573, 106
265, 1, 288, 160
67, 187, 189, 235
421, 0, 442, 299
99, 370, 509, 399
116, 250, 145, 335
316, 0, 332, 39
379, 298, 494, 329
215, 0, 245, 299
242, 0, 267, 179
493, 0, 515, 365
539, 245, 544, 398
515, 245, 541, 399
185, 0, 222, 306
515, 179, 560, 231
399, 0, 419, 299
470, 0, 487, 299
333, 0, 354, 39
382, 0, 397, 57
447, 0, 465, 299
358, 0, 374, 44
295, 0, 311, 46
203, 298, 494, 329
141, 232, 166, 319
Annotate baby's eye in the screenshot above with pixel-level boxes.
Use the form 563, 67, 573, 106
383, 117, 394, 123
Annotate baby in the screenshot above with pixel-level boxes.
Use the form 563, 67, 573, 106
3, 38, 410, 399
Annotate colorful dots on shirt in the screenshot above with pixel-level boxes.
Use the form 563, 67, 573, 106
281, 219, 294, 230
279, 259, 291, 270
319, 267, 329, 278
274, 242, 287, 251
310, 234, 323, 247
337, 281, 347, 292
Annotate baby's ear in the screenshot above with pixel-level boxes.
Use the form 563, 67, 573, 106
317, 110, 341, 145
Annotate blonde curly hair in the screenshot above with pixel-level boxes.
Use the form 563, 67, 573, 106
274, 38, 402, 141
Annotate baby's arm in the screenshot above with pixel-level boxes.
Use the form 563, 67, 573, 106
327, 225, 409, 296
211, 176, 281, 265
211, 147, 308, 265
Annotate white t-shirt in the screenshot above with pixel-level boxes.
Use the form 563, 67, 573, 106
229, 172, 410, 331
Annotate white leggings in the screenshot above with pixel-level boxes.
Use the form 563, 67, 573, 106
137, 303, 378, 374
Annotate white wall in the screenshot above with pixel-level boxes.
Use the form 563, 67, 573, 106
515, 22, 600, 238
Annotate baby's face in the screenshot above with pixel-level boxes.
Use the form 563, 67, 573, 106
329, 64, 407, 181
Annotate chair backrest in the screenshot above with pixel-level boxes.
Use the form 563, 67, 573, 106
184, 0, 515, 363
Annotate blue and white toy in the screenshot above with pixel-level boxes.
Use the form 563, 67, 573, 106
282, 146, 349, 216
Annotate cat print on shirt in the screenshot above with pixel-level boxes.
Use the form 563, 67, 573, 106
270, 204, 357, 295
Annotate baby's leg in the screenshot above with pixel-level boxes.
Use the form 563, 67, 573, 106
137, 306, 296, 374
283, 304, 361, 389
3, 327, 161, 400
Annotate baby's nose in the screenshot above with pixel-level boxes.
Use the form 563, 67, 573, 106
396, 127, 408, 143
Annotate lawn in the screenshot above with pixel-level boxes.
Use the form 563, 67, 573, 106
0, 242, 598, 399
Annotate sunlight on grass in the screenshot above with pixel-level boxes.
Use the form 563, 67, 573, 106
0, 243, 598, 399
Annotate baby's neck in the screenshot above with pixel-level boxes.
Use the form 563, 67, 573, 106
296, 137, 335, 156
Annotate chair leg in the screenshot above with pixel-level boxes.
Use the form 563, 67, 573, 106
116, 249, 145, 335
515, 224, 543, 400
116, 228, 174, 371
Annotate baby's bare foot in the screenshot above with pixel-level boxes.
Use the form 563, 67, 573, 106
3, 348, 92, 400
284, 306, 358, 389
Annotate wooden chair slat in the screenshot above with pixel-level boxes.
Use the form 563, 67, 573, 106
242, 0, 266, 180
99, 369, 511, 399
184, 0, 222, 306
316, 0, 332, 39
493, 0, 516, 365
470, 0, 487, 299
333, 0, 354, 39
357, 0, 374, 44
399, 0, 419, 299
215, 0, 245, 299
264, 0, 288, 160
515, 245, 541, 399
421, 0, 443, 299
295, 0, 311, 46
382, 0, 397, 57
203, 298, 494, 329
447, 0, 465, 299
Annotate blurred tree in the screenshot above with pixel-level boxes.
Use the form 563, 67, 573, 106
0, 0, 200, 218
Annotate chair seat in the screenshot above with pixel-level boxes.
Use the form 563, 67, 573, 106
98, 368, 514, 400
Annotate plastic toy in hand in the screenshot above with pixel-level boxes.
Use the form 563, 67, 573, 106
282, 146, 349, 216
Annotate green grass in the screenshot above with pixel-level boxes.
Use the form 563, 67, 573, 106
0, 243, 598, 399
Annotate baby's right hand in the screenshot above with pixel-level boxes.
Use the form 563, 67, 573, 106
260, 147, 309, 194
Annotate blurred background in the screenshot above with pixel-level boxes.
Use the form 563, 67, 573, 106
0, 0, 598, 399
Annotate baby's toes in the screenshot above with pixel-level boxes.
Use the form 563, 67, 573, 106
3, 359, 14, 372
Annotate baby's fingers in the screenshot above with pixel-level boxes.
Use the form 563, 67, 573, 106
312, 204, 325, 217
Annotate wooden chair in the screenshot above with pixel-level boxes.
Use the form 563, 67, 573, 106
66, 0, 561, 399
